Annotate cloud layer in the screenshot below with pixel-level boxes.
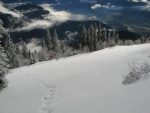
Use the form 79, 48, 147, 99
16, 20, 53, 31
91, 3, 115, 9
129, 0, 148, 2
0, 2, 22, 18
40, 4, 71, 22
14, 4, 71, 31
14, 4, 96, 31
133, 1, 150, 11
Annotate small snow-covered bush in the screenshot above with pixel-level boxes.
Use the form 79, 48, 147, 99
122, 62, 150, 85
0, 78, 8, 91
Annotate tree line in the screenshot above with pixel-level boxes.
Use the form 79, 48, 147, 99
0, 19, 150, 90
79, 24, 150, 52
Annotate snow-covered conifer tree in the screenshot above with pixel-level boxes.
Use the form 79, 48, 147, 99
4, 35, 18, 68
0, 20, 9, 89
52, 30, 61, 58
22, 42, 28, 59
45, 29, 53, 50
81, 26, 87, 49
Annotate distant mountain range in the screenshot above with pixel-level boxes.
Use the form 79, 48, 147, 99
0, 0, 150, 41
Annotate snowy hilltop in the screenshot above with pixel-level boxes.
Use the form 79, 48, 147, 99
1, 44, 150, 113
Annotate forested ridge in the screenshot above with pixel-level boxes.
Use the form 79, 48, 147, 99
0, 19, 150, 90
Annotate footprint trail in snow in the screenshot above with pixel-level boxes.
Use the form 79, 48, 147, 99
26, 67, 56, 113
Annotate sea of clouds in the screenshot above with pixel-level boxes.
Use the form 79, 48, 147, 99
1, 1, 150, 32
14, 4, 97, 31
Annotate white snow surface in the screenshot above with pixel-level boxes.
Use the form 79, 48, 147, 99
1, 44, 150, 113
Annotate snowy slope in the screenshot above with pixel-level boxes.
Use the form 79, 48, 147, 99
1, 44, 150, 113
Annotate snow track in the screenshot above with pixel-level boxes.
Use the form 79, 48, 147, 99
26, 67, 56, 113
40, 85, 56, 113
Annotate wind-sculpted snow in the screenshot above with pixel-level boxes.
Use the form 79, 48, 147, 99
1, 44, 150, 113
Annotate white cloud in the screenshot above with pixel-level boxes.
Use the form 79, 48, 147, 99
133, 2, 150, 11
128, 0, 148, 2
0, 2, 22, 18
13, 4, 71, 31
40, 4, 71, 22
91, 3, 114, 10
91, 4, 102, 9
8, 2, 30, 8
13, 4, 96, 32
41, 4, 97, 22
15, 20, 53, 31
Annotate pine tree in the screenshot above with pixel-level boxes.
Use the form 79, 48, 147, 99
115, 33, 119, 44
22, 42, 28, 59
4, 35, 18, 68
0, 20, 9, 89
42, 38, 46, 48
80, 26, 87, 50
140, 35, 145, 44
108, 29, 112, 42
0, 45, 9, 89
107, 29, 112, 46
88, 24, 94, 51
97, 23, 103, 49
45, 29, 53, 50
15, 44, 26, 67
38, 47, 49, 61
97, 23, 102, 41
29, 52, 38, 65
60, 40, 66, 53
39, 37, 49, 61
33, 50, 39, 63
93, 23, 98, 51
52, 30, 61, 58
102, 28, 107, 43
87, 28, 91, 51
112, 29, 116, 40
